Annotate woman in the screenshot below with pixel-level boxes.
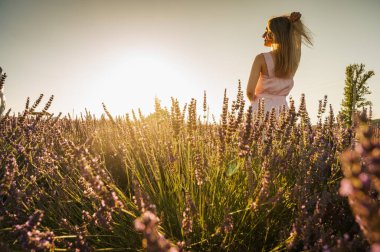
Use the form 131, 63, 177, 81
246, 12, 312, 117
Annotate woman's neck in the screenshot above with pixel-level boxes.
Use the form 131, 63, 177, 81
270, 44, 279, 51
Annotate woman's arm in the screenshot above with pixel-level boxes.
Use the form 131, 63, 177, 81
246, 54, 262, 103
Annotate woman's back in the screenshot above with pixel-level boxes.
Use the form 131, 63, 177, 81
255, 52, 294, 97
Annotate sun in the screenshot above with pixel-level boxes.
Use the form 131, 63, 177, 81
99, 50, 198, 116
124, 55, 180, 91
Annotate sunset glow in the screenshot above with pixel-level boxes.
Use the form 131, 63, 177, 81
0, 0, 379, 121
96, 50, 200, 116
108, 52, 186, 97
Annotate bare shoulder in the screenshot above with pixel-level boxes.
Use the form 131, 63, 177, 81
253, 53, 265, 64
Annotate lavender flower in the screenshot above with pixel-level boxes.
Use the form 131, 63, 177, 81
13, 210, 54, 251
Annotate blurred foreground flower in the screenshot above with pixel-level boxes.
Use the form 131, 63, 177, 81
134, 210, 179, 252
340, 110, 380, 251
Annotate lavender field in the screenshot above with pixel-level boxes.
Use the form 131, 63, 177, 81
1, 74, 380, 251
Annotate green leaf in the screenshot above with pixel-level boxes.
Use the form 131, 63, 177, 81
226, 160, 240, 177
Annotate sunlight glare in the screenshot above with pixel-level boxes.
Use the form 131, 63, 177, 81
102, 51, 197, 115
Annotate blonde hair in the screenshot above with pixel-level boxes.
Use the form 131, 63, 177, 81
268, 13, 313, 78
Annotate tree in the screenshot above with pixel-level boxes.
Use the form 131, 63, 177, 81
340, 63, 375, 126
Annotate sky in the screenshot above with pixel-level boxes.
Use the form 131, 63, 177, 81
0, 0, 379, 124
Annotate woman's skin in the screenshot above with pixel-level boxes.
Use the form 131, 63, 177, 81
246, 25, 276, 103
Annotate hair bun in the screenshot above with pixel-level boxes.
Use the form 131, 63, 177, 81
289, 12, 301, 23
